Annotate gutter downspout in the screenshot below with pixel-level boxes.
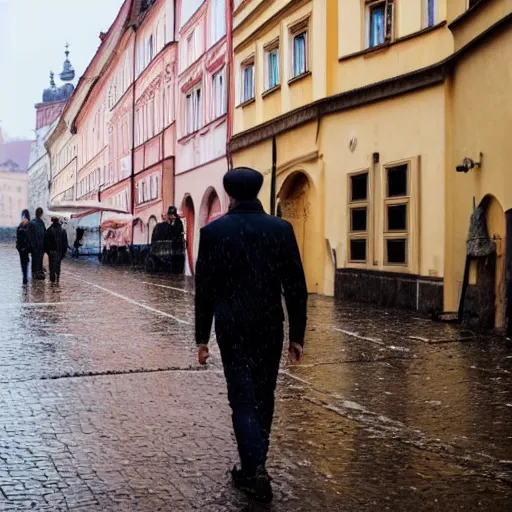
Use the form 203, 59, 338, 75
270, 136, 277, 216
130, 24, 137, 245
226, 0, 234, 172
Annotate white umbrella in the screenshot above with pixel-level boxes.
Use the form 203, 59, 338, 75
48, 200, 130, 216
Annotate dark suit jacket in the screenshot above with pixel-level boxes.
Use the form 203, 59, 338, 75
195, 200, 308, 347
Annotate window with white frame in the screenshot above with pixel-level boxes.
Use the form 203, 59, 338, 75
366, 0, 394, 48
265, 40, 280, 90
212, 0, 226, 44
212, 68, 227, 118
185, 85, 202, 134
424, 0, 436, 28
384, 163, 409, 266
291, 22, 308, 78
146, 34, 154, 67
241, 58, 255, 103
187, 31, 196, 66
348, 171, 370, 263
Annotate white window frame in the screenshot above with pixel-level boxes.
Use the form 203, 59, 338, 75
212, 67, 227, 119
423, 0, 437, 28
211, 0, 226, 44
290, 20, 309, 79
185, 84, 202, 135
264, 39, 280, 91
240, 57, 255, 104
187, 31, 196, 66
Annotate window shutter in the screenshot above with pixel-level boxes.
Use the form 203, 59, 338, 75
385, 0, 395, 41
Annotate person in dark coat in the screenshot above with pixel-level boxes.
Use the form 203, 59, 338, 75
195, 167, 308, 502
27, 207, 46, 280
44, 217, 68, 284
168, 206, 184, 240
16, 209, 32, 285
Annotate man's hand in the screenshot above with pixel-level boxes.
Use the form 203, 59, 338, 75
288, 342, 304, 364
198, 344, 210, 365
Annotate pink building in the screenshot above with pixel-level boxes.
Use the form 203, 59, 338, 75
132, 0, 177, 244
175, 0, 231, 272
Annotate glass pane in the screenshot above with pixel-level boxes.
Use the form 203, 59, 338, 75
428, 0, 435, 27
293, 33, 306, 77
387, 239, 407, 264
387, 164, 408, 197
350, 239, 367, 262
370, 4, 385, 47
351, 208, 367, 232
387, 204, 407, 231
268, 51, 279, 88
351, 173, 368, 201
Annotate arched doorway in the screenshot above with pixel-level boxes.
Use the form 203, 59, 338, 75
133, 218, 146, 245
463, 195, 506, 329
182, 195, 195, 274
148, 216, 158, 244
278, 172, 310, 263
484, 195, 506, 328
200, 188, 222, 227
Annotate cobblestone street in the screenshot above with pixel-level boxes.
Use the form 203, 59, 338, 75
1, 246, 512, 511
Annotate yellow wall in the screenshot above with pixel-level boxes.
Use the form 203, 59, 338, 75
444, 22, 512, 312
450, 0, 512, 50
232, 121, 327, 294
233, 0, 326, 135
320, 86, 446, 289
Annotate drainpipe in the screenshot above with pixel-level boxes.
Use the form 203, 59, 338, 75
226, 0, 234, 172
130, 25, 137, 245
270, 136, 277, 216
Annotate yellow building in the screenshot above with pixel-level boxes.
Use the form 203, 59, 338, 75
230, 0, 512, 331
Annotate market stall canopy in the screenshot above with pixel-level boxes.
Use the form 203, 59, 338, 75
48, 200, 131, 220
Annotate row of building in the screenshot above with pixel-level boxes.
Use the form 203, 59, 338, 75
29, 0, 512, 331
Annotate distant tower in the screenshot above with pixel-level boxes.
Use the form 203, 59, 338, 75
59, 43, 75, 83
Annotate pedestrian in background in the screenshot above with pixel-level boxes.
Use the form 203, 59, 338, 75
27, 207, 46, 280
44, 217, 68, 284
195, 167, 308, 503
16, 209, 32, 285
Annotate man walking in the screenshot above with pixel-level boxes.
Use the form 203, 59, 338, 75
195, 167, 308, 502
28, 207, 46, 280
44, 217, 68, 284
16, 210, 32, 285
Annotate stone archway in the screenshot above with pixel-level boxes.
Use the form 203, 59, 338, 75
133, 218, 146, 245
148, 216, 158, 244
483, 195, 506, 328
182, 195, 195, 274
278, 172, 311, 264
199, 187, 222, 227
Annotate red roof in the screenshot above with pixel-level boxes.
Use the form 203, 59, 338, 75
0, 139, 33, 170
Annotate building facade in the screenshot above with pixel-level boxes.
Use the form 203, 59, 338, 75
46, 0, 177, 252
175, 0, 231, 272
230, 0, 512, 330
28, 47, 75, 217
0, 166, 28, 227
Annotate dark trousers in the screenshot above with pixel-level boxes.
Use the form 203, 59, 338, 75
31, 248, 44, 277
19, 251, 29, 283
48, 251, 62, 283
218, 324, 283, 476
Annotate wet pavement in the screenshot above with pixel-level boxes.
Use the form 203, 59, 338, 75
0, 245, 512, 511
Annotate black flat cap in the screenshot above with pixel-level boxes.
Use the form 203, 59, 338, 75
223, 167, 263, 200
168, 206, 177, 215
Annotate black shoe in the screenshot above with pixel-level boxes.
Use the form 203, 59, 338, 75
22, 279, 28, 285
231, 466, 273, 503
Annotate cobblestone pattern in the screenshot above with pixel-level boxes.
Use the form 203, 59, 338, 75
0, 247, 511, 511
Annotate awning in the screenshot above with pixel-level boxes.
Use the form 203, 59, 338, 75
48, 200, 130, 219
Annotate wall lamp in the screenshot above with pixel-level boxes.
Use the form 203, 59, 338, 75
456, 153, 483, 173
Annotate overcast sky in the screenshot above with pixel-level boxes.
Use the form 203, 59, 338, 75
0, 0, 122, 141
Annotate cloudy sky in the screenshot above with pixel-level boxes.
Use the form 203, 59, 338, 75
0, 0, 122, 140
